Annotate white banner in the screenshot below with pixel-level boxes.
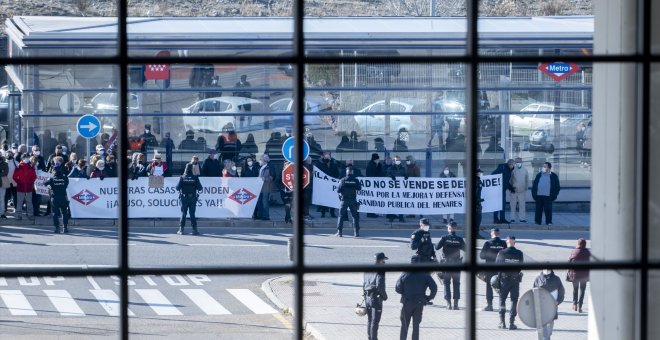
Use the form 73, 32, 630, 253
312, 166, 503, 215
66, 177, 263, 219
35, 170, 54, 196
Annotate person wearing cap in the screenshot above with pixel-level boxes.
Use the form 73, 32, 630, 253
495, 235, 525, 330
335, 164, 362, 237
533, 266, 565, 340
140, 124, 159, 152
256, 154, 274, 220
363, 252, 388, 340
44, 157, 69, 233
479, 227, 507, 311
491, 159, 515, 224
435, 221, 466, 310
176, 163, 203, 235
396, 255, 438, 340
410, 218, 436, 263
147, 153, 170, 177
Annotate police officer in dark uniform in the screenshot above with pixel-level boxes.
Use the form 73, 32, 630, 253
479, 227, 507, 311
410, 218, 436, 262
335, 164, 362, 237
176, 163, 203, 235
395, 255, 438, 340
363, 252, 388, 340
435, 221, 466, 310
495, 235, 524, 330
44, 160, 70, 234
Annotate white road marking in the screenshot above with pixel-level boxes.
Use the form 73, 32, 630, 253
305, 244, 400, 248
0, 290, 37, 315
45, 243, 136, 246
184, 244, 270, 247
181, 289, 231, 315
0, 277, 6, 286
43, 290, 85, 316
0, 264, 115, 269
227, 289, 278, 314
87, 276, 101, 290
135, 289, 183, 316
90, 290, 135, 316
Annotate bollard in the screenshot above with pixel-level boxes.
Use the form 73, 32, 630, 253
287, 237, 294, 262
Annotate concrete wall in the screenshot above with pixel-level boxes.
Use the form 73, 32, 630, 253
649, 0, 660, 337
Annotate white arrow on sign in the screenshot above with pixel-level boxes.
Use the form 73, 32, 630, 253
79, 122, 98, 131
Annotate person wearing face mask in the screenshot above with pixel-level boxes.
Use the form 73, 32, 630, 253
410, 218, 436, 263
363, 252, 389, 340
386, 155, 407, 223
404, 155, 420, 178
4, 151, 18, 216
44, 159, 70, 233
315, 151, 339, 218
509, 157, 529, 223
0, 155, 8, 219
439, 166, 456, 223
532, 162, 561, 226
495, 236, 524, 330
104, 155, 117, 178
222, 160, 238, 177
366, 153, 382, 218
177, 163, 203, 235
189, 156, 201, 176
343, 159, 363, 177
47, 145, 69, 172
90, 160, 107, 179
202, 151, 221, 177
64, 152, 77, 175
491, 159, 515, 224
240, 157, 259, 178
533, 267, 565, 340
68, 159, 88, 179
479, 228, 507, 311
335, 165, 362, 237
140, 124, 159, 153
29, 146, 46, 216
147, 154, 170, 177
436, 221, 466, 311
13, 155, 37, 221
255, 154, 275, 220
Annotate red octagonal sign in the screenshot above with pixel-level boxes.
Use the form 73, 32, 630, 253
282, 163, 310, 191
538, 62, 581, 82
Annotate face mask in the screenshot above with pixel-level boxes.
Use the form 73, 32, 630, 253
145, 130, 150, 134
421, 225, 429, 232
395, 160, 401, 165
98, 166, 105, 171
23, 159, 29, 164
231, 166, 237, 171
516, 163, 522, 168
543, 269, 552, 275
406, 160, 411, 165
444, 169, 450, 175
34, 151, 40, 156
247, 161, 253, 167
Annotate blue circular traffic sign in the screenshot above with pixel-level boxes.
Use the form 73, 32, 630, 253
76, 114, 101, 139
282, 136, 310, 163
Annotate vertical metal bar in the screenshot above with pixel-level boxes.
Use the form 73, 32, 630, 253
117, 1, 129, 339
292, 0, 305, 339
464, 0, 479, 339
640, 0, 650, 339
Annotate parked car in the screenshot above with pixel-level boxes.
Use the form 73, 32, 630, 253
84, 92, 141, 114
528, 116, 592, 153
510, 103, 588, 136
181, 96, 265, 133
269, 96, 331, 127
354, 98, 426, 135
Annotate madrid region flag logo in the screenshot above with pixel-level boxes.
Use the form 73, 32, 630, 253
228, 188, 257, 205
71, 190, 100, 206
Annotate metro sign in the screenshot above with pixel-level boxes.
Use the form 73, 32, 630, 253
228, 188, 257, 205
282, 163, 311, 191
71, 189, 100, 206
538, 62, 581, 82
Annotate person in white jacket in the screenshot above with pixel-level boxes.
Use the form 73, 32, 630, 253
509, 157, 529, 223
4, 150, 18, 216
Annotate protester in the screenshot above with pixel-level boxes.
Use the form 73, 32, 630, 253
129, 153, 148, 179
241, 157, 259, 177
440, 166, 457, 223
201, 151, 221, 177
509, 157, 529, 223
315, 150, 339, 218
222, 160, 238, 177
532, 162, 561, 226
0, 154, 8, 219
105, 155, 118, 178
255, 154, 274, 220
4, 150, 18, 216
568, 238, 590, 313
190, 155, 202, 176
89, 160, 107, 179
69, 159, 88, 179
147, 154, 169, 177
491, 159, 515, 224
13, 155, 36, 220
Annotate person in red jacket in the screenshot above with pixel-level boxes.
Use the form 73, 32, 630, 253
12, 155, 37, 220
567, 238, 591, 313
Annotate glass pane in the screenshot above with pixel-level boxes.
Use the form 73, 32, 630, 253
0, 64, 119, 268
127, 64, 294, 267
650, 270, 660, 337
651, 63, 660, 260
0, 276, 118, 338
124, 274, 293, 338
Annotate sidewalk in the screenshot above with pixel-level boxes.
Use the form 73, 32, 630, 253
265, 272, 589, 340
3, 204, 590, 231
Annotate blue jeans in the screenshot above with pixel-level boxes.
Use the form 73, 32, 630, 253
258, 192, 270, 218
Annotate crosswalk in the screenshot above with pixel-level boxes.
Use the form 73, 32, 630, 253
0, 288, 278, 317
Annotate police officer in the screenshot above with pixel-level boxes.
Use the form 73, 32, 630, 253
335, 164, 362, 237
44, 160, 69, 234
363, 252, 388, 340
410, 218, 436, 262
435, 221, 466, 310
479, 227, 507, 311
495, 235, 524, 330
176, 163, 202, 235
395, 255, 437, 340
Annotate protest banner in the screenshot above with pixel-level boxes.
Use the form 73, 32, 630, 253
35, 170, 54, 196
66, 177, 263, 219
312, 166, 503, 215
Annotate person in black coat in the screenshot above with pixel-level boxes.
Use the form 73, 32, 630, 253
241, 157, 260, 178
396, 255, 438, 340
479, 227, 507, 311
241, 133, 259, 156
201, 151, 221, 177
363, 252, 388, 340
365, 153, 382, 218
496, 236, 524, 330
386, 155, 407, 223
491, 159, 515, 224
533, 269, 565, 339
532, 161, 561, 226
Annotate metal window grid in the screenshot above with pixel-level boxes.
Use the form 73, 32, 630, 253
0, 0, 656, 339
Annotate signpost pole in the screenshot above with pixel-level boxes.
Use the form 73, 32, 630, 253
532, 287, 544, 340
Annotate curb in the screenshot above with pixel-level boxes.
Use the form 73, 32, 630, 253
261, 276, 326, 340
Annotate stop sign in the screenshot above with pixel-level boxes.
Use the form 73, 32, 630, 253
282, 163, 310, 191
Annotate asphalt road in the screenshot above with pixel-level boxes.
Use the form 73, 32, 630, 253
0, 225, 589, 339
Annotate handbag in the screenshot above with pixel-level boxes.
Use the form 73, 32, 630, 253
565, 271, 573, 282
354, 296, 367, 316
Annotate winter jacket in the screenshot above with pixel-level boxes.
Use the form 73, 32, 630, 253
492, 163, 515, 193
366, 161, 383, 177
510, 166, 529, 194
405, 163, 421, 178
68, 167, 88, 179
259, 163, 275, 193
387, 164, 407, 179
201, 158, 221, 177
568, 247, 591, 281
90, 168, 107, 179
7, 159, 18, 186
533, 271, 565, 320
13, 162, 37, 193
532, 171, 561, 201
0, 161, 8, 187
241, 164, 260, 178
